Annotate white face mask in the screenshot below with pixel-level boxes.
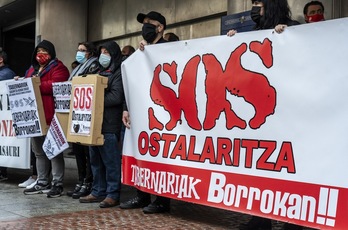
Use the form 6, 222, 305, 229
98, 53, 111, 68
76, 51, 87, 64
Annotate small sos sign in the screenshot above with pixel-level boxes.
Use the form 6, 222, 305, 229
73, 85, 93, 111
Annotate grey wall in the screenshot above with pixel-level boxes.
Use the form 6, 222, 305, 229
36, 0, 87, 69
88, 0, 227, 48
34, 0, 348, 68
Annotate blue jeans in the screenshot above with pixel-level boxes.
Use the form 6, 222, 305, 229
89, 133, 121, 200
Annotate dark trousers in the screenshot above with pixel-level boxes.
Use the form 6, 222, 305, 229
137, 190, 170, 205
73, 143, 92, 183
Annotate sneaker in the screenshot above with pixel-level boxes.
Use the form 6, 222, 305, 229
23, 181, 50, 195
0, 174, 8, 182
67, 183, 82, 197
18, 176, 36, 188
47, 183, 64, 198
72, 182, 91, 199
26, 179, 38, 189
120, 196, 151, 209
142, 198, 170, 214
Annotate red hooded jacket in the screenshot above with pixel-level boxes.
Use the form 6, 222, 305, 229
25, 60, 69, 125
25, 40, 69, 125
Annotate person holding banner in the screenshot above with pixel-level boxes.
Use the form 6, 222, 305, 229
120, 11, 171, 214
22, 40, 70, 198
227, 1, 302, 230
79, 41, 124, 208
66, 42, 99, 199
0, 47, 16, 181
303, 1, 325, 23
227, 0, 300, 36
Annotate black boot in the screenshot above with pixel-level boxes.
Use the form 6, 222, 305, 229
67, 183, 82, 197
72, 181, 92, 199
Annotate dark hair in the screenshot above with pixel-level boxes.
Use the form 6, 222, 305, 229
303, 1, 324, 15
122, 45, 135, 55
262, 0, 292, 29
0, 47, 8, 64
71, 60, 79, 68
164, 32, 179, 42
78, 42, 97, 57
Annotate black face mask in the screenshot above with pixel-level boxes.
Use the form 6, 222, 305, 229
142, 23, 158, 43
250, 6, 262, 24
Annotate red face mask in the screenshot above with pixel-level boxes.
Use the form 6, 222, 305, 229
307, 14, 324, 23
36, 53, 51, 66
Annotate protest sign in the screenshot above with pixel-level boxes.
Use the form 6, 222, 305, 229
121, 18, 348, 229
67, 75, 107, 145
6, 77, 47, 138
53, 81, 72, 113
43, 114, 69, 160
0, 80, 30, 168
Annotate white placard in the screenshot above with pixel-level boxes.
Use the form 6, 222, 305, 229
53, 81, 72, 113
6, 78, 43, 138
43, 114, 69, 160
0, 79, 30, 168
69, 84, 93, 136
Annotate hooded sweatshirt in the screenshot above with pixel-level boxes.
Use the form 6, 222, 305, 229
25, 40, 69, 125
97, 41, 125, 134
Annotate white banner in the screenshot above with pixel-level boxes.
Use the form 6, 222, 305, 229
0, 80, 30, 169
121, 18, 348, 229
43, 114, 69, 160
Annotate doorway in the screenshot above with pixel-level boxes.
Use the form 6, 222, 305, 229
3, 22, 35, 77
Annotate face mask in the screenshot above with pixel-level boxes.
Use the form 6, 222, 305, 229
99, 53, 111, 68
75, 51, 87, 64
142, 23, 158, 43
36, 53, 51, 66
250, 6, 262, 24
307, 14, 324, 23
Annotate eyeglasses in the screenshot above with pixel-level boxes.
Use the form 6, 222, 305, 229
76, 49, 88, 52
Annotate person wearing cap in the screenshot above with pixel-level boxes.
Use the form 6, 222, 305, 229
136, 11, 167, 50
120, 11, 171, 214
303, 1, 325, 23
23, 40, 70, 198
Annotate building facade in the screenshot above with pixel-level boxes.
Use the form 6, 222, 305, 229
0, 0, 347, 76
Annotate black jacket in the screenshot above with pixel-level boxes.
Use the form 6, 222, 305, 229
98, 41, 124, 135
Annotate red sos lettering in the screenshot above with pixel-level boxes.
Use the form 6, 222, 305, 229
149, 38, 276, 131
73, 86, 93, 110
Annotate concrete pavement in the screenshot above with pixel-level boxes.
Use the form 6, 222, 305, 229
0, 157, 317, 230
